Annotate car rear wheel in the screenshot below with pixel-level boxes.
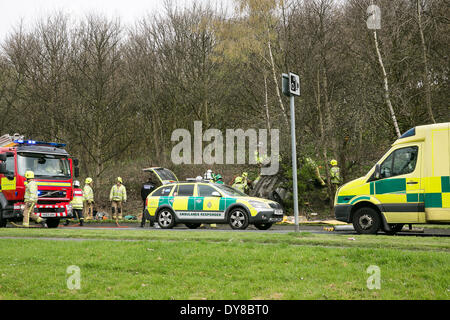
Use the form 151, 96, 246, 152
157, 209, 175, 229
254, 223, 273, 230
352, 207, 380, 234
229, 208, 249, 230
185, 223, 201, 229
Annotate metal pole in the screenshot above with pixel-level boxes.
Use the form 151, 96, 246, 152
290, 95, 300, 232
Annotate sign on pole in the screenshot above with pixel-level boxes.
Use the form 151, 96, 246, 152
289, 73, 300, 96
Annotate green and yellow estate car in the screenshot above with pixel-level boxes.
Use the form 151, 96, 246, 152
145, 181, 284, 230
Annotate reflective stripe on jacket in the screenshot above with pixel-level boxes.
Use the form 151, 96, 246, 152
110, 184, 127, 202
71, 188, 84, 209
24, 180, 38, 203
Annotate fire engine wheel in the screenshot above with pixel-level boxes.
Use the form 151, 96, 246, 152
352, 207, 380, 234
254, 223, 273, 230
185, 223, 201, 229
157, 209, 175, 229
229, 208, 249, 230
46, 218, 61, 228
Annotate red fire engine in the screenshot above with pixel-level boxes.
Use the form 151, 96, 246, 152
0, 134, 79, 228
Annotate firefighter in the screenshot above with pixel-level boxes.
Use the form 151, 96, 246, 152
232, 176, 246, 193
329, 159, 342, 197
65, 180, 84, 226
22, 171, 47, 228
110, 177, 127, 220
83, 177, 94, 220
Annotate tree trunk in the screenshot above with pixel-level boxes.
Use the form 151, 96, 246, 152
267, 27, 289, 127
264, 72, 271, 132
373, 30, 401, 138
417, 0, 436, 123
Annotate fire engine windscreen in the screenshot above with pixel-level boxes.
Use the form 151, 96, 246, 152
17, 153, 71, 179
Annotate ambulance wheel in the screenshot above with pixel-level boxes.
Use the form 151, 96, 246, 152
352, 207, 380, 234
46, 218, 60, 228
229, 208, 249, 230
157, 209, 175, 229
254, 223, 272, 230
185, 223, 201, 229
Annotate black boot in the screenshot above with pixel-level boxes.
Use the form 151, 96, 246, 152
63, 219, 70, 226
79, 219, 84, 226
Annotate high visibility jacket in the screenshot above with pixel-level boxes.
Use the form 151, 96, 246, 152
110, 184, 127, 202
24, 180, 38, 203
330, 166, 342, 184
232, 182, 246, 193
83, 185, 94, 202
71, 188, 84, 209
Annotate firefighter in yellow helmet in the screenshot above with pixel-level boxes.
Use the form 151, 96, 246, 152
232, 176, 246, 194
22, 171, 47, 228
83, 177, 94, 220
109, 177, 127, 220
329, 159, 342, 198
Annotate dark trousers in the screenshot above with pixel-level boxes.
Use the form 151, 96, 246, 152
140, 203, 153, 226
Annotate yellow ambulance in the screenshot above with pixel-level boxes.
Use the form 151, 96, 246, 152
334, 122, 450, 234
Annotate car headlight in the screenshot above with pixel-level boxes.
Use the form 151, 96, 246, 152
248, 200, 270, 209
66, 204, 73, 215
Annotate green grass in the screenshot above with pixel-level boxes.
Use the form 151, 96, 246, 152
0, 228, 449, 300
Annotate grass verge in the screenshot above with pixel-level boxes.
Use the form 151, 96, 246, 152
0, 228, 449, 300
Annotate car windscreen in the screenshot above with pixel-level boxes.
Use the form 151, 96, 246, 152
17, 153, 71, 179
215, 184, 247, 197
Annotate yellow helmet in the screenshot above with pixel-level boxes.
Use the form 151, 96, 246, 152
85, 177, 93, 184
330, 159, 338, 166
235, 177, 243, 183
25, 171, 34, 179
117, 177, 123, 183
242, 172, 248, 177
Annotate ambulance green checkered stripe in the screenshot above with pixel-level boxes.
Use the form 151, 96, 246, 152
442, 176, 450, 193
337, 196, 356, 204
375, 178, 406, 194
220, 198, 236, 211
350, 196, 370, 205
406, 193, 423, 203
424, 193, 442, 208
158, 196, 174, 206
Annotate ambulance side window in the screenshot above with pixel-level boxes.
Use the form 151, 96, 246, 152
152, 186, 173, 197
176, 184, 194, 197
380, 146, 418, 179
198, 185, 216, 197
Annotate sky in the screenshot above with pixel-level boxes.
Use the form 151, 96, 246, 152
0, 0, 233, 41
